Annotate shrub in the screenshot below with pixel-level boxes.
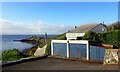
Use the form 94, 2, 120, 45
39, 43, 46, 48
45, 43, 51, 55
1, 49, 23, 61
22, 48, 37, 56
82, 31, 100, 42
82, 30, 120, 48
107, 21, 120, 31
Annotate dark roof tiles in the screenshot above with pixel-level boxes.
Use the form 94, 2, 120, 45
69, 23, 102, 33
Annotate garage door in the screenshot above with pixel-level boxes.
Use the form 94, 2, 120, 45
53, 43, 67, 57
69, 44, 87, 59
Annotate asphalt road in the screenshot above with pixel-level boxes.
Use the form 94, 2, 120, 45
2, 57, 119, 70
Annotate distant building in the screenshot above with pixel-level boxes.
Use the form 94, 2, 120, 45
66, 23, 107, 40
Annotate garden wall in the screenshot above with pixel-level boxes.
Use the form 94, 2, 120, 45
104, 49, 120, 65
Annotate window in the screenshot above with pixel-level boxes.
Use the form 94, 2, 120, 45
102, 28, 105, 31
77, 37, 82, 40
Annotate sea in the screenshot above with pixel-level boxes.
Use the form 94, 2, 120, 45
0, 35, 57, 53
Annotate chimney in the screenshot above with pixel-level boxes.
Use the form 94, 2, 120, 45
103, 21, 104, 24
75, 26, 77, 28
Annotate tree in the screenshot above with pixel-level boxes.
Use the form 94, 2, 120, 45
107, 21, 120, 31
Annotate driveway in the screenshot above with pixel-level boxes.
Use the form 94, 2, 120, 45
2, 57, 119, 70
34, 45, 47, 56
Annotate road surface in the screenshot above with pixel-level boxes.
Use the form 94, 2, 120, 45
2, 57, 119, 70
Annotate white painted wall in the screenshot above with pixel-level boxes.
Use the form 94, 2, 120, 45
51, 40, 89, 60
90, 24, 107, 32
66, 33, 85, 40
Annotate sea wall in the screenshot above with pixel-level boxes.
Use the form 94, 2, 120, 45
103, 49, 120, 65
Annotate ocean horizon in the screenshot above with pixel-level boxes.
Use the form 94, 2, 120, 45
0, 34, 57, 53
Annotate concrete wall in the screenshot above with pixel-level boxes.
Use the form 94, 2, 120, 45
90, 24, 107, 32
51, 40, 89, 60
104, 49, 120, 65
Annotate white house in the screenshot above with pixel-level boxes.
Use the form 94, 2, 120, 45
66, 23, 107, 40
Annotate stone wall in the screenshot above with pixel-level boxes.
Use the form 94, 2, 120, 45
103, 49, 120, 65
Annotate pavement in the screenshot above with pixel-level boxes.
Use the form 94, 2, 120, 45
34, 45, 47, 56
2, 57, 119, 70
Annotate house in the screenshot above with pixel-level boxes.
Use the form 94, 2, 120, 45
51, 23, 113, 61
66, 23, 107, 40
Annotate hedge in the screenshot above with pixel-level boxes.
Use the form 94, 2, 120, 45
82, 30, 120, 48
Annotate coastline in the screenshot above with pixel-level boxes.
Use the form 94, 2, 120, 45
13, 36, 46, 56
1, 36, 46, 63
1, 35, 57, 54
1, 34, 65, 62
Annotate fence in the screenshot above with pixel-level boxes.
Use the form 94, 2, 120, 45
51, 40, 112, 61
89, 45, 109, 61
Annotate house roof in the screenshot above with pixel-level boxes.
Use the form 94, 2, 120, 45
69, 23, 102, 33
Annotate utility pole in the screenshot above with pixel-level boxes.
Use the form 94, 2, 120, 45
45, 32, 47, 44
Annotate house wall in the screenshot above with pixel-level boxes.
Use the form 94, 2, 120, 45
90, 24, 107, 32
66, 33, 85, 40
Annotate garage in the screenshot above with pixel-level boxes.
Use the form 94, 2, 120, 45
51, 40, 89, 60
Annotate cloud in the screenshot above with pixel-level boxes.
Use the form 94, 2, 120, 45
0, 19, 74, 35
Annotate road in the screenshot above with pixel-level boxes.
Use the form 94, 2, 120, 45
2, 57, 119, 70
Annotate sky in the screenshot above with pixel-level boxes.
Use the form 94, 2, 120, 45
1, 0, 120, 2
0, 2, 118, 35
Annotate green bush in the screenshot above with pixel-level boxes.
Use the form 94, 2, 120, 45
39, 43, 46, 48
82, 31, 100, 42
1, 49, 23, 61
82, 30, 120, 48
45, 43, 51, 55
